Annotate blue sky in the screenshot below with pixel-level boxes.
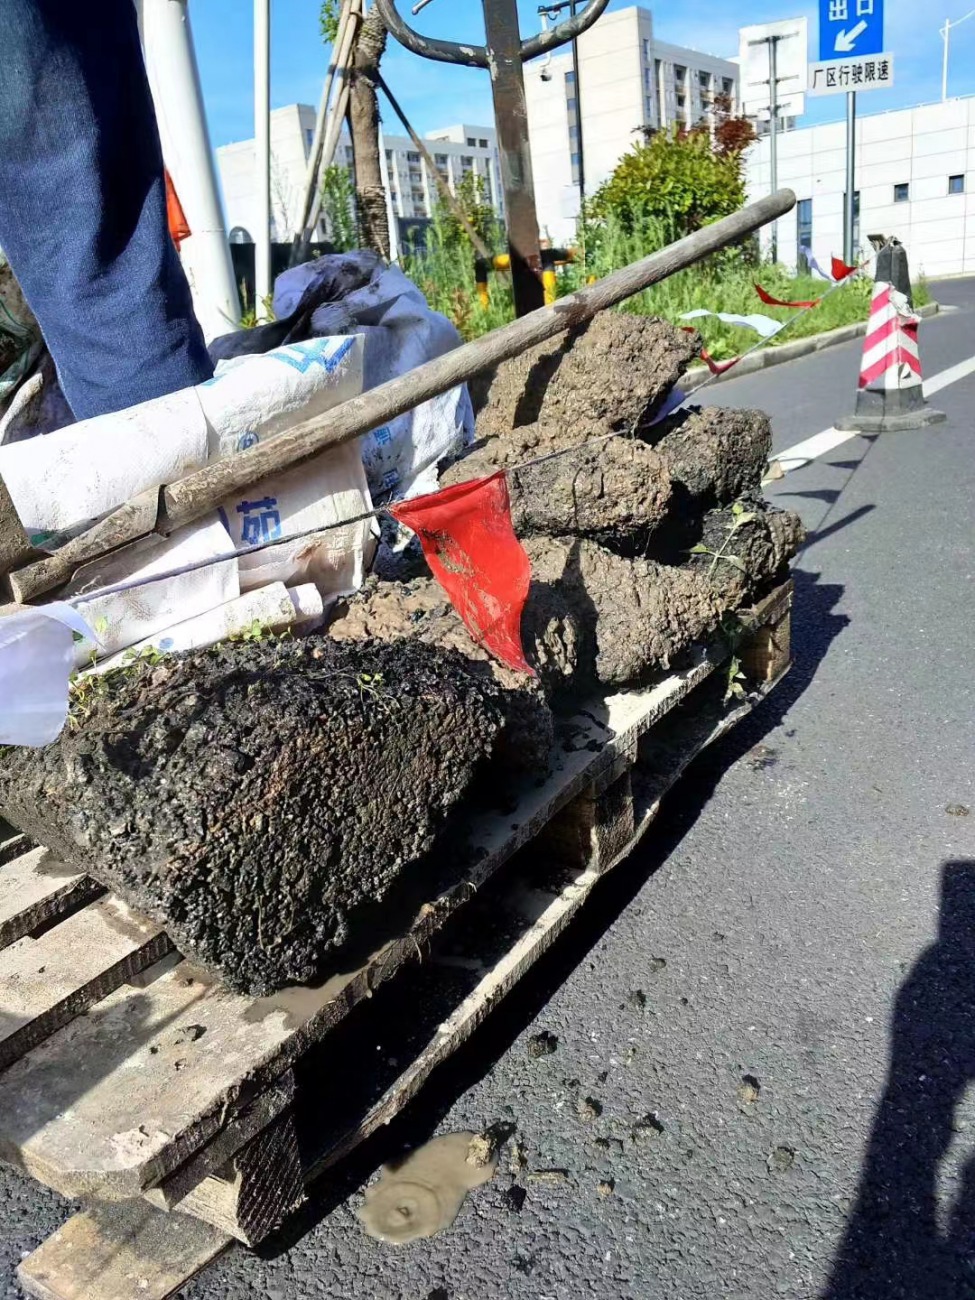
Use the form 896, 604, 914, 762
191, 0, 975, 149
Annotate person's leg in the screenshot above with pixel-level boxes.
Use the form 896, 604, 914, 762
0, 0, 213, 421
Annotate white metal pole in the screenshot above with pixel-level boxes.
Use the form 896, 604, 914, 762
768, 36, 779, 264
942, 20, 950, 100
844, 91, 856, 266
254, 0, 272, 313
140, 0, 240, 339
379, 125, 400, 261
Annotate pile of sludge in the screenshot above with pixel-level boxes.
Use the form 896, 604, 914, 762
0, 315, 802, 995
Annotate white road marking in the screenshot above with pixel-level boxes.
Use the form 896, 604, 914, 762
764, 352, 975, 480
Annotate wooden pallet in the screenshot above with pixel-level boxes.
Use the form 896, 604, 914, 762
4, 581, 792, 1300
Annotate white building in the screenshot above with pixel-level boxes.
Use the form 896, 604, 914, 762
746, 96, 975, 278
216, 105, 502, 242
525, 5, 740, 243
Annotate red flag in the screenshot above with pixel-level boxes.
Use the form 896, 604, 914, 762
700, 348, 739, 376
831, 255, 857, 281
754, 282, 821, 309
165, 169, 191, 249
389, 471, 533, 674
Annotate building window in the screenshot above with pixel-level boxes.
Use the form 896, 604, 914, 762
565, 69, 576, 84
478, 138, 488, 148
699, 70, 710, 87
893, 182, 909, 202
796, 197, 813, 269
461, 155, 473, 167
466, 137, 476, 146
674, 63, 686, 81
723, 77, 735, 95
435, 153, 448, 165
949, 174, 965, 194
566, 96, 577, 112
571, 150, 581, 184
305, 127, 314, 150
407, 151, 420, 163
843, 190, 861, 250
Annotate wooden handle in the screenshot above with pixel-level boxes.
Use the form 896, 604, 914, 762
164, 190, 795, 530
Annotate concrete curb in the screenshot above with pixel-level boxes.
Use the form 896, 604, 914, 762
683, 300, 941, 392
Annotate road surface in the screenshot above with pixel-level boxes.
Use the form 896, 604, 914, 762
1, 279, 973, 1300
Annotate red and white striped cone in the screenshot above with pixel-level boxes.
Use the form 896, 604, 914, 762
836, 241, 945, 432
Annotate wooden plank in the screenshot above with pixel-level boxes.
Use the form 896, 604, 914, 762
174, 1105, 304, 1246
0, 848, 102, 952
16, 1201, 230, 1300
0, 833, 28, 865
0, 583, 791, 1204
145, 1073, 294, 1212
0, 897, 172, 1069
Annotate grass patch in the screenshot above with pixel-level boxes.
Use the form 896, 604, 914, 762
401, 209, 931, 358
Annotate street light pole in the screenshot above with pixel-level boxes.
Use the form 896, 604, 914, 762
941, 10, 975, 100
539, 1, 586, 209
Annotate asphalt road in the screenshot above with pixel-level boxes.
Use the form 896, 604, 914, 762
2, 279, 974, 1300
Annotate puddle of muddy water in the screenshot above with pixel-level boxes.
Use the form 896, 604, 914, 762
357, 1131, 498, 1244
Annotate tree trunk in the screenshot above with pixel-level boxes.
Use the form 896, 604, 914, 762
348, 7, 390, 258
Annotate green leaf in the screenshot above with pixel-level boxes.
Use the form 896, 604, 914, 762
689, 543, 711, 555
721, 554, 748, 572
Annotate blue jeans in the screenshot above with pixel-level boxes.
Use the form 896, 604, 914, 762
0, 0, 213, 420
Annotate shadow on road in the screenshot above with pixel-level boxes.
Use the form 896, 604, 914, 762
823, 859, 975, 1300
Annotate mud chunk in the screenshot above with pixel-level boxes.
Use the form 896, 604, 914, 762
768, 1145, 796, 1173
687, 497, 804, 604
527, 1030, 559, 1058
0, 638, 508, 995
653, 406, 772, 507
577, 1096, 603, 1122
472, 313, 700, 441
632, 1113, 665, 1142
523, 536, 723, 700
443, 433, 673, 551
328, 575, 553, 773
737, 1075, 761, 1106
596, 1178, 616, 1197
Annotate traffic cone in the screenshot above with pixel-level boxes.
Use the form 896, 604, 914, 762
836, 240, 945, 432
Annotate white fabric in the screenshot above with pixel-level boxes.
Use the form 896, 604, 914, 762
681, 309, 783, 339
0, 603, 96, 746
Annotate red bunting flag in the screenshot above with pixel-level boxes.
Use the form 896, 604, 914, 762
754, 283, 821, 309
389, 471, 534, 674
831, 255, 857, 281
700, 348, 739, 376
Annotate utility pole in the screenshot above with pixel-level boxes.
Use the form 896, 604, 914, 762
538, 1, 585, 208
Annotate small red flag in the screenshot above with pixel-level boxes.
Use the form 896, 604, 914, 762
165, 169, 191, 249
700, 348, 739, 376
831, 255, 857, 281
389, 471, 534, 674
754, 282, 821, 309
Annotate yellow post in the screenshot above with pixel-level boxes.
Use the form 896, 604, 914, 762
542, 267, 558, 305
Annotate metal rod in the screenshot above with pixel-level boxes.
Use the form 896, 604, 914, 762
253, 0, 271, 311
375, 71, 492, 259
844, 90, 857, 267
768, 35, 779, 264
570, 0, 585, 208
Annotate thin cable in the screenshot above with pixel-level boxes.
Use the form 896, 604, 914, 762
65, 264, 875, 608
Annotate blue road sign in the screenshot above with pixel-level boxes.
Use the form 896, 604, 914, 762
819, 0, 884, 60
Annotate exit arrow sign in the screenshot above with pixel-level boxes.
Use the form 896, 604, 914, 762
819, 0, 884, 60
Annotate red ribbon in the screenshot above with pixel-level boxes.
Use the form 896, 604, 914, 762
700, 348, 739, 376
831, 256, 857, 281
389, 471, 533, 674
754, 282, 821, 309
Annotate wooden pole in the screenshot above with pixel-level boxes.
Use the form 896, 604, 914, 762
9, 190, 795, 603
